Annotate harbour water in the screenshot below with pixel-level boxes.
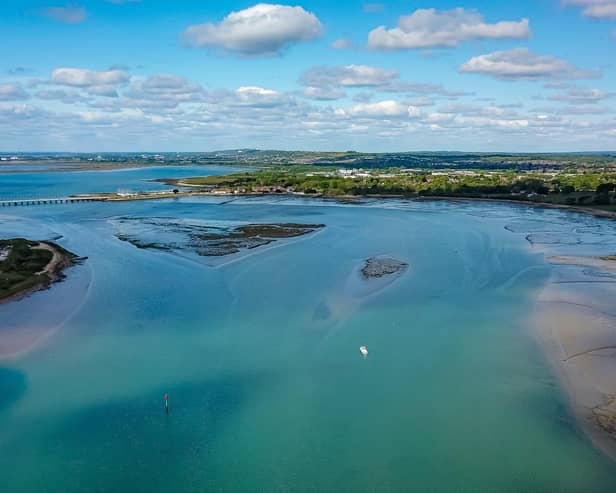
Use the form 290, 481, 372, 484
2, 169, 616, 492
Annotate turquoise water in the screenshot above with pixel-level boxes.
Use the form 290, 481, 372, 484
2, 189, 616, 491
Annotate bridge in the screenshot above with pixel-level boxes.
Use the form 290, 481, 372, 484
0, 197, 102, 207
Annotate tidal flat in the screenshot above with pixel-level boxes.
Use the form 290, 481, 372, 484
113, 217, 325, 257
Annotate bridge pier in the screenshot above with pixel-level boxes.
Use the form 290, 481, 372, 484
0, 196, 101, 207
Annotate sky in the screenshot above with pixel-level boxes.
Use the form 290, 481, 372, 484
1, 0, 615, 152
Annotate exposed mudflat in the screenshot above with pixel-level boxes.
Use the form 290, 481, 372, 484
113, 217, 325, 257
361, 256, 409, 279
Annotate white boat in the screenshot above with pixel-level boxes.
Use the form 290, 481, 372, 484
360, 345, 368, 357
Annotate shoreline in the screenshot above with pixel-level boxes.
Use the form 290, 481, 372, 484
0, 241, 79, 305
534, 258, 616, 462
0, 240, 86, 360
75, 187, 616, 223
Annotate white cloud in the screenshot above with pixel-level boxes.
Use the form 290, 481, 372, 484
380, 81, 469, 97
41, 6, 87, 24
233, 86, 290, 107
0, 83, 29, 101
563, 0, 616, 19
302, 65, 398, 88
459, 48, 598, 80
52, 68, 129, 87
336, 100, 420, 117
139, 74, 203, 96
35, 89, 87, 104
301, 65, 468, 99
182, 3, 323, 56
119, 74, 205, 108
368, 8, 530, 50
331, 38, 353, 49
303, 86, 346, 100
5, 66, 615, 152
548, 87, 613, 104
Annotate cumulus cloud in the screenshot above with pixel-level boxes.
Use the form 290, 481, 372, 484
303, 86, 346, 100
118, 74, 206, 109
0, 83, 30, 101
563, 0, 616, 19
232, 86, 292, 107
380, 81, 470, 97
459, 48, 599, 80
301, 65, 468, 99
182, 3, 323, 56
331, 38, 353, 49
40, 6, 87, 24
48, 67, 130, 99
302, 65, 398, 88
34, 89, 87, 104
52, 68, 129, 87
336, 100, 420, 118
548, 87, 613, 104
5, 65, 615, 151
368, 8, 530, 50
139, 74, 203, 95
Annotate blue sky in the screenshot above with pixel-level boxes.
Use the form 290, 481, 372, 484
1, 0, 615, 151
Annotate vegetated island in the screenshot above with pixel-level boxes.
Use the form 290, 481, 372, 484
0, 239, 80, 303
115, 220, 325, 257
361, 257, 409, 279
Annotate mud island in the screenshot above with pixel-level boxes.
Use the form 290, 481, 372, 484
115, 220, 325, 257
361, 257, 409, 279
0, 239, 79, 302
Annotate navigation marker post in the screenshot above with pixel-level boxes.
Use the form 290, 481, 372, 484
164, 393, 169, 414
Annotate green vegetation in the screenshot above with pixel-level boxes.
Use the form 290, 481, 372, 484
5, 150, 616, 172
0, 239, 77, 301
172, 168, 616, 211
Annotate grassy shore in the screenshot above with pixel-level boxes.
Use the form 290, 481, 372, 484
141, 168, 616, 222
0, 239, 79, 302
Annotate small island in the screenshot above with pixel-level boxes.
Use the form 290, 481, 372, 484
361, 257, 409, 279
115, 220, 325, 257
0, 238, 79, 302
189, 223, 326, 256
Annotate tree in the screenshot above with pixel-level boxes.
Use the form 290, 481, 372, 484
594, 183, 614, 205
596, 183, 615, 195
561, 185, 575, 194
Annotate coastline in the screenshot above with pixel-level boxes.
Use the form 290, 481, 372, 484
0, 240, 86, 360
75, 186, 616, 223
0, 241, 79, 305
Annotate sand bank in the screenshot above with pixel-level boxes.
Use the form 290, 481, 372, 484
535, 257, 616, 460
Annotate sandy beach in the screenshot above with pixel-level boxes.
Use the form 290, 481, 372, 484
535, 256, 616, 460
0, 241, 81, 359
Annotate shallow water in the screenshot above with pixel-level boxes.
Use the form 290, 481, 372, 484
2, 189, 616, 492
